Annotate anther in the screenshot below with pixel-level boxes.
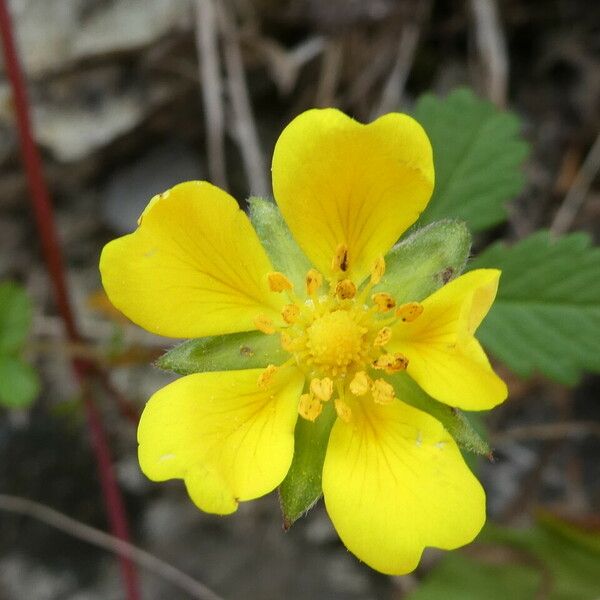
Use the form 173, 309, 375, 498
255, 314, 276, 334
282, 303, 300, 324
332, 243, 349, 273
306, 269, 323, 296
371, 379, 395, 405
334, 398, 352, 422
298, 393, 323, 422
370, 256, 385, 285
268, 271, 293, 293
257, 364, 277, 389
372, 353, 409, 373
349, 371, 371, 396
372, 292, 396, 312
396, 302, 424, 322
310, 377, 333, 402
335, 279, 357, 300
373, 326, 392, 347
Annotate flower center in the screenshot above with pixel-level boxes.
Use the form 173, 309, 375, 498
254, 250, 425, 423
306, 309, 368, 375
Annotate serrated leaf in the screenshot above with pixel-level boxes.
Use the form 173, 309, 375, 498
156, 330, 288, 375
0, 281, 33, 354
375, 220, 471, 303
471, 231, 600, 384
414, 88, 529, 231
0, 356, 40, 408
392, 373, 490, 455
407, 514, 600, 600
248, 197, 312, 293
279, 402, 336, 528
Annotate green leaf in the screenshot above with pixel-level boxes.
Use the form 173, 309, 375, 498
375, 220, 472, 303
248, 197, 312, 292
407, 515, 600, 600
0, 355, 40, 408
0, 281, 33, 354
392, 373, 490, 456
156, 330, 289, 375
414, 88, 529, 231
279, 401, 336, 528
471, 230, 600, 384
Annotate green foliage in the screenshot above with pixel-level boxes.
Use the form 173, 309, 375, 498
407, 514, 600, 600
375, 220, 472, 302
248, 196, 312, 292
279, 402, 336, 527
414, 88, 529, 232
156, 330, 288, 375
0, 281, 39, 408
392, 373, 490, 456
472, 231, 600, 384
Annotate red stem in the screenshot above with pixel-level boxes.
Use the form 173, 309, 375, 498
0, 3, 140, 598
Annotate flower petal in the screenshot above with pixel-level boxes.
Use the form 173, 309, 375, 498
390, 269, 507, 410
138, 367, 305, 514
272, 109, 434, 283
100, 181, 282, 338
323, 399, 485, 575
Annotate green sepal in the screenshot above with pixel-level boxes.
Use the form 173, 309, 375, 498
374, 220, 472, 303
248, 197, 312, 293
392, 373, 490, 456
156, 330, 288, 375
279, 401, 336, 528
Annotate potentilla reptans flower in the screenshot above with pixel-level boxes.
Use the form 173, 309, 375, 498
100, 109, 508, 574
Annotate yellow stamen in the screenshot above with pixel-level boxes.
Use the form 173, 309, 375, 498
267, 271, 293, 292
255, 314, 276, 334
332, 243, 349, 273
257, 364, 277, 389
282, 303, 300, 324
349, 371, 371, 396
334, 398, 352, 422
371, 378, 395, 405
310, 377, 333, 402
298, 393, 323, 422
396, 302, 424, 322
370, 256, 385, 285
335, 279, 357, 300
306, 269, 323, 296
372, 353, 409, 373
373, 326, 392, 347
371, 292, 396, 312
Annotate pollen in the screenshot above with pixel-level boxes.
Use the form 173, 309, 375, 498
335, 279, 357, 300
332, 243, 349, 273
349, 371, 371, 396
370, 256, 385, 285
298, 393, 323, 422
282, 303, 301, 324
372, 292, 396, 312
257, 364, 277, 389
268, 271, 293, 292
396, 302, 424, 322
306, 269, 323, 296
334, 398, 352, 422
310, 377, 334, 402
371, 379, 395, 405
255, 314, 276, 334
372, 353, 409, 373
373, 326, 392, 347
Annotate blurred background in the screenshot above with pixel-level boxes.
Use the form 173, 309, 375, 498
0, 0, 599, 598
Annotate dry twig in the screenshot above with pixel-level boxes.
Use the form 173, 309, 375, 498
315, 37, 344, 107
0, 494, 225, 600
493, 420, 600, 444
195, 0, 228, 190
550, 131, 600, 234
470, 0, 509, 107
216, 0, 269, 196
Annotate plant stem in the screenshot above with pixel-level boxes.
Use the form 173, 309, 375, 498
0, 3, 140, 598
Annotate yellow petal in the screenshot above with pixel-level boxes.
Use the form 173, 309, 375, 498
272, 109, 434, 283
138, 367, 304, 514
100, 181, 282, 338
323, 399, 485, 575
390, 269, 507, 410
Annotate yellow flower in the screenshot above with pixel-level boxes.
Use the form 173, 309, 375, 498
100, 109, 507, 575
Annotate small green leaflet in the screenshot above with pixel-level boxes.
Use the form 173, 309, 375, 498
471, 231, 600, 384
414, 88, 529, 232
